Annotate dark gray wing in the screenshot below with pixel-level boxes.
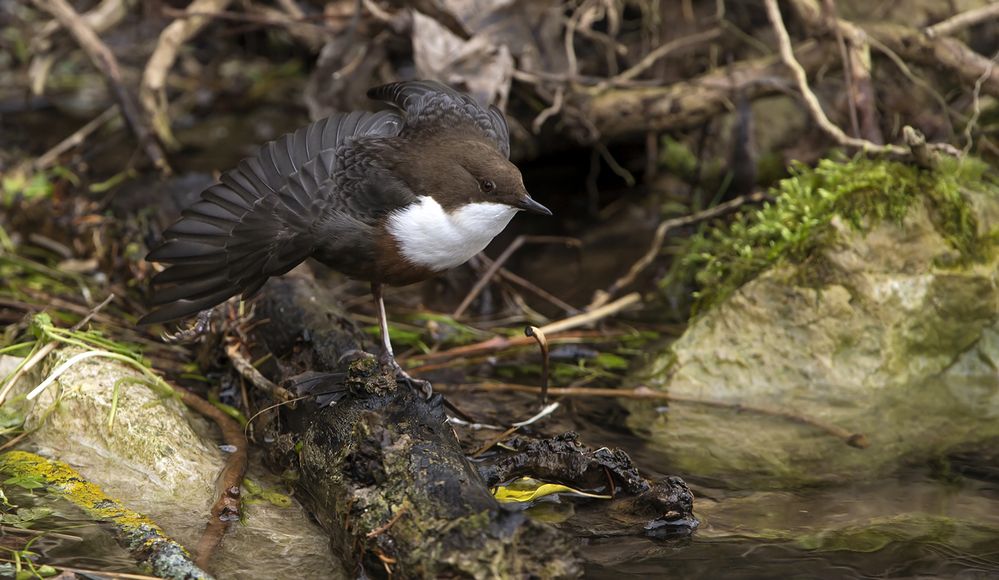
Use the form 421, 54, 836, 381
140, 110, 403, 324
367, 80, 511, 158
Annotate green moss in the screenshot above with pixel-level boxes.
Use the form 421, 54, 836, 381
678, 155, 998, 313
659, 136, 699, 180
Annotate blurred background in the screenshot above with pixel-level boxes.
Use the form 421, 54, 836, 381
2, 0, 999, 578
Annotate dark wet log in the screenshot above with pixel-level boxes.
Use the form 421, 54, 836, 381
479, 432, 650, 495
249, 276, 581, 579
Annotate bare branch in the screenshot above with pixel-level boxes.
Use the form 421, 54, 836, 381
141, 0, 235, 149
925, 3, 999, 38
31, 0, 171, 173
763, 0, 906, 155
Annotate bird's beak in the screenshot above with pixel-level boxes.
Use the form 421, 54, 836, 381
515, 194, 552, 216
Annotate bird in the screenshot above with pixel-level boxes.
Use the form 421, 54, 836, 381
140, 80, 551, 382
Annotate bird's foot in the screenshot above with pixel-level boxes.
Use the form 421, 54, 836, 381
380, 353, 433, 399
161, 309, 215, 343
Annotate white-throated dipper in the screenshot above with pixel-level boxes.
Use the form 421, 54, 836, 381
141, 80, 551, 378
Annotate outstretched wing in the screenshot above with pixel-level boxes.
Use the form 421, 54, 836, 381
140, 110, 403, 324
367, 80, 511, 158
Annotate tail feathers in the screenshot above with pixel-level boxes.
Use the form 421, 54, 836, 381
147, 239, 226, 262
152, 262, 221, 285
150, 275, 231, 305
138, 286, 244, 325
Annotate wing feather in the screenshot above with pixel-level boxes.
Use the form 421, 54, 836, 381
141, 109, 404, 324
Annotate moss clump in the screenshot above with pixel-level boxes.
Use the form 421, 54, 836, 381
679, 155, 998, 313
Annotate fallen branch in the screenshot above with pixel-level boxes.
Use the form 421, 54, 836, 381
0, 451, 213, 580
31, 0, 170, 173
788, 0, 999, 101
247, 277, 581, 577
579, 41, 832, 139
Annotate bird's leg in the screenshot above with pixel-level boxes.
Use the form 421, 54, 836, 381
371, 282, 432, 397
372, 281, 394, 359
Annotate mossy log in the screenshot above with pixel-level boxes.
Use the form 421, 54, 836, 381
249, 276, 581, 579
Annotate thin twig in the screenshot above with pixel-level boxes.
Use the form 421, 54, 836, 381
160, 5, 344, 28
405, 330, 608, 367
962, 48, 999, 155
824, 0, 861, 138
539, 292, 640, 335
600, 27, 722, 88
34, 105, 118, 170
492, 264, 580, 315
763, 0, 906, 155
471, 425, 519, 458
532, 85, 565, 133
366, 506, 408, 539
141, 0, 235, 149
225, 341, 293, 402
470, 402, 560, 457
0, 293, 114, 405
588, 192, 767, 310
30, 0, 170, 173
925, 3, 999, 38
438, 382, 868, 448
524, 326, 550, 404
453, 236, 580, 319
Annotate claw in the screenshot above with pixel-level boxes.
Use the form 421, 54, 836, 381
161, 309, 214, 343
380, 352, 433, 398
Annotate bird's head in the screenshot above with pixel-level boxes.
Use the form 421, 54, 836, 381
394, 136, 551, 217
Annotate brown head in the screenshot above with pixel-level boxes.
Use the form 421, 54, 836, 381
391, 134, 551, 216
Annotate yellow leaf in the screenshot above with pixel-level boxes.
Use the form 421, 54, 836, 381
491, 477, 611, 503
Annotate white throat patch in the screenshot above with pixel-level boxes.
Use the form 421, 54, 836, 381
387, 196, 518, 271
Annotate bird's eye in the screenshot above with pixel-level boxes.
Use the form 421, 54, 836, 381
479, 179, 496, 194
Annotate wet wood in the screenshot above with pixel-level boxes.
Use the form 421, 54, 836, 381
248, 276, 581, 579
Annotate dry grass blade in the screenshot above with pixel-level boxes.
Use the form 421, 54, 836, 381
0, 293, 115, 404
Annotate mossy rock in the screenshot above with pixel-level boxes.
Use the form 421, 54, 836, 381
636, 156, 999, 487
7, 347, 341, 577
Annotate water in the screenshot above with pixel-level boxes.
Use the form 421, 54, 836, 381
578, 424, 999, 579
